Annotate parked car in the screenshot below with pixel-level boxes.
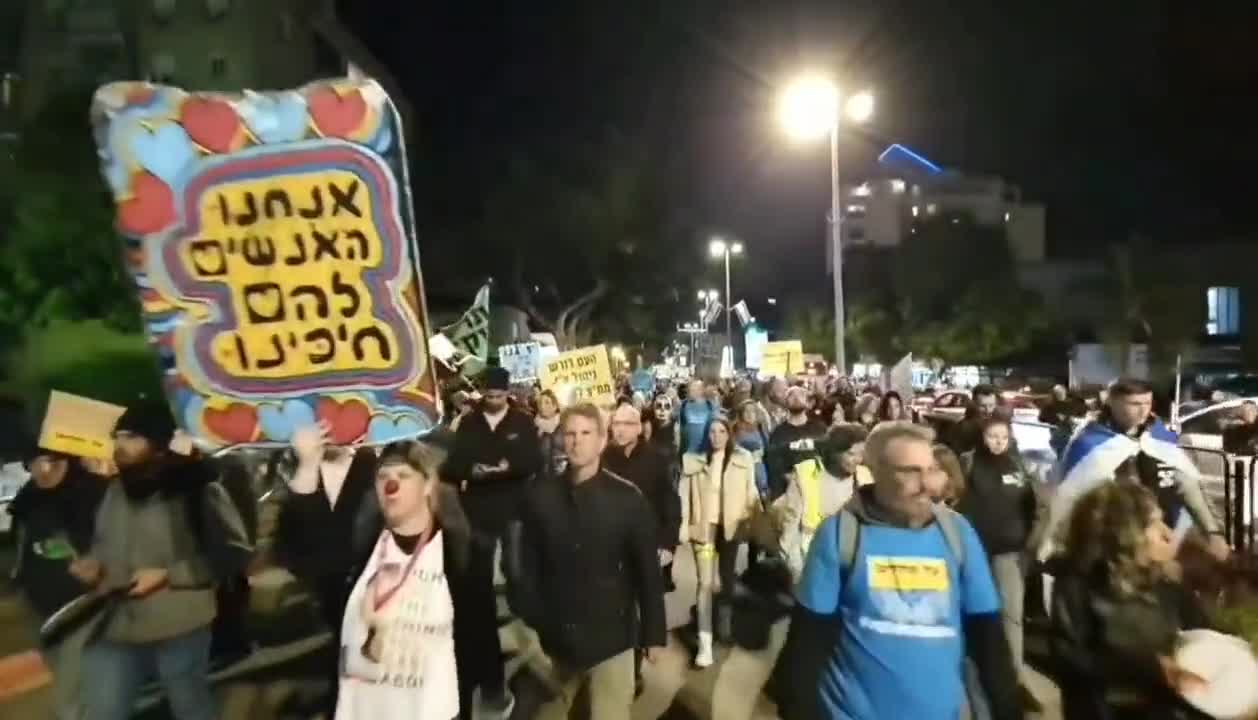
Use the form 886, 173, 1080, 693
923, 389, 1041, 426
1176, 397, 1256, 529
922, 389, 972, 424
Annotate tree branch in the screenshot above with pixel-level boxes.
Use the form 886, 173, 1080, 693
555, 278, 608, 339
510, 249, 553, 331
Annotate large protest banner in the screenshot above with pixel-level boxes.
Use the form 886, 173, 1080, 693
498, 342, 541, 383
539, 345, 615, 407
759, 340, 804, 377
91, 79, 438, 448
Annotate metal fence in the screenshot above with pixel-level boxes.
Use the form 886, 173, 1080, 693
1182, 444, 1257, 552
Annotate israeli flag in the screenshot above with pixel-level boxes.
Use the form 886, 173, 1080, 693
1039, 418, 1197, 559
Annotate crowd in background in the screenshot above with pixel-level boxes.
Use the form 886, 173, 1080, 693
4, 368, 1250, 720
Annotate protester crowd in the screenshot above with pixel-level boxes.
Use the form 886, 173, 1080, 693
8, 367, 1257, 720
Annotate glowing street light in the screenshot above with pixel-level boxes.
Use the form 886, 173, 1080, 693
846, 90, 875, 125
779, 75, 838, 141
777, 73, 875, 373
708, 236, 745, 368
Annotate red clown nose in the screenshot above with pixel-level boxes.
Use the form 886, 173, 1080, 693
384, 479, 400, 496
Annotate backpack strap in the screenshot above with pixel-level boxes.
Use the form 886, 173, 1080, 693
931, 504, 966, 569
837, 504, 964, 583
836, 506, 861, 581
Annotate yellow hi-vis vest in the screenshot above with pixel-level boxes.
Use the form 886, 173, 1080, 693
794, 458, 825, 531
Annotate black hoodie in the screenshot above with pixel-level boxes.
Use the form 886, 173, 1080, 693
957, 448, 1039, 556
7, 465, 106, 617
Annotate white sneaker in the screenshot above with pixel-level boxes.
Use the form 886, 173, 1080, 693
695, 631, 714, 668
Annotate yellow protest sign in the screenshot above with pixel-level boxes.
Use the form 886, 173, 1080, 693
38, 391, 127, 460
540, 345, 615, 407
760, 340, 804, 377
868, 557, 949, 592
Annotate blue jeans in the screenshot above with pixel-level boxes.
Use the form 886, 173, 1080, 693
81, 626, 216, 720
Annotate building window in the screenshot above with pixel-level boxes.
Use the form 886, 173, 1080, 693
1004, 211, 1012, 222
210, 54, 228, 78
926, 203, 938, 215
206, 0, 229, 19
850, 183, 871, 197
847, 228, 866, 242
1206, 286, 1240, 335
911, 205, 919, 217
890, 179, 906, 194
845, 203, 866, 217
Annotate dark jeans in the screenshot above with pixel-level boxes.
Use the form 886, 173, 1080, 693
81, 626, 216, 720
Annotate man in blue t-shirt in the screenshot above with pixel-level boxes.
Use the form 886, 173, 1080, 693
677, 379, 718, 455
789, 422, 1022, 720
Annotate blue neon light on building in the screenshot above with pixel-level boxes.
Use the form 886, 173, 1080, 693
877, 143, 943, 175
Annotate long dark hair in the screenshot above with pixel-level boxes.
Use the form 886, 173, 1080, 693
878, 391, 906, 421
705, 416, 736, 479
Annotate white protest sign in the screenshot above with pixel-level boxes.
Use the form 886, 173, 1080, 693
498, 342, 542, 382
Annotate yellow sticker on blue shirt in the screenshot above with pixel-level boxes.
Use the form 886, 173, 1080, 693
867, 557, 949, 592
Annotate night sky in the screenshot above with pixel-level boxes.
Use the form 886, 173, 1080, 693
338, 1, 1258, 303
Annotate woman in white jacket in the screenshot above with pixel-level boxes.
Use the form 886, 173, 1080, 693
679, 416, 760, 667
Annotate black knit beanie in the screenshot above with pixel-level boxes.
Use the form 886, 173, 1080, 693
114, 401, 177, 449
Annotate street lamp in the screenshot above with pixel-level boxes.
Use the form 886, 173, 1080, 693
708, 236, 744, 371
778, 73, 874, 373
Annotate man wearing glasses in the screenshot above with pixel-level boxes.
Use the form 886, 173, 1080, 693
781, 422, 1022, 720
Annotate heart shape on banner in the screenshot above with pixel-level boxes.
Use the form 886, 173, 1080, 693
130, 122, 196, 185
180, 97, 245, 153
240, 91, 309, 144
257, 400, 316, 442
316, 398, 371, 445
367, 414, 427, 444
308, 86, 368, 139
203, 403, 259, 445
117, 172, 176, 236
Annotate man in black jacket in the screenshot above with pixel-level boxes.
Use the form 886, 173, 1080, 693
444, 366, 541, 715
603, 401, 681, 572
602, 401, 681, 694
514, 402, 667, 720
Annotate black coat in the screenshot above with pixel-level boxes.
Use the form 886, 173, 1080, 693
445, 407, 542, 534
1050, 569, 1212, 720
509, 467, 667, 669
273, 448, 378, 583
957, 450, 1041, 556
277, 479, 479, 711
601, 442, 681, 550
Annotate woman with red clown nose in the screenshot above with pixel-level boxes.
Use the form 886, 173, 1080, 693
276, 423, 476, 720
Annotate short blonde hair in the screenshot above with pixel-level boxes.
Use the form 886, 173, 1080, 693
865, 421, 935, 475
560, 402, 607, 435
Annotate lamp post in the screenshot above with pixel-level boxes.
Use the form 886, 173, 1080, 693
708, 238, 743, 370
778, 74, 873, 373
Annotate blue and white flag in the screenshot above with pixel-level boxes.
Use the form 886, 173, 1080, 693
1040, 417, 1198, 559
